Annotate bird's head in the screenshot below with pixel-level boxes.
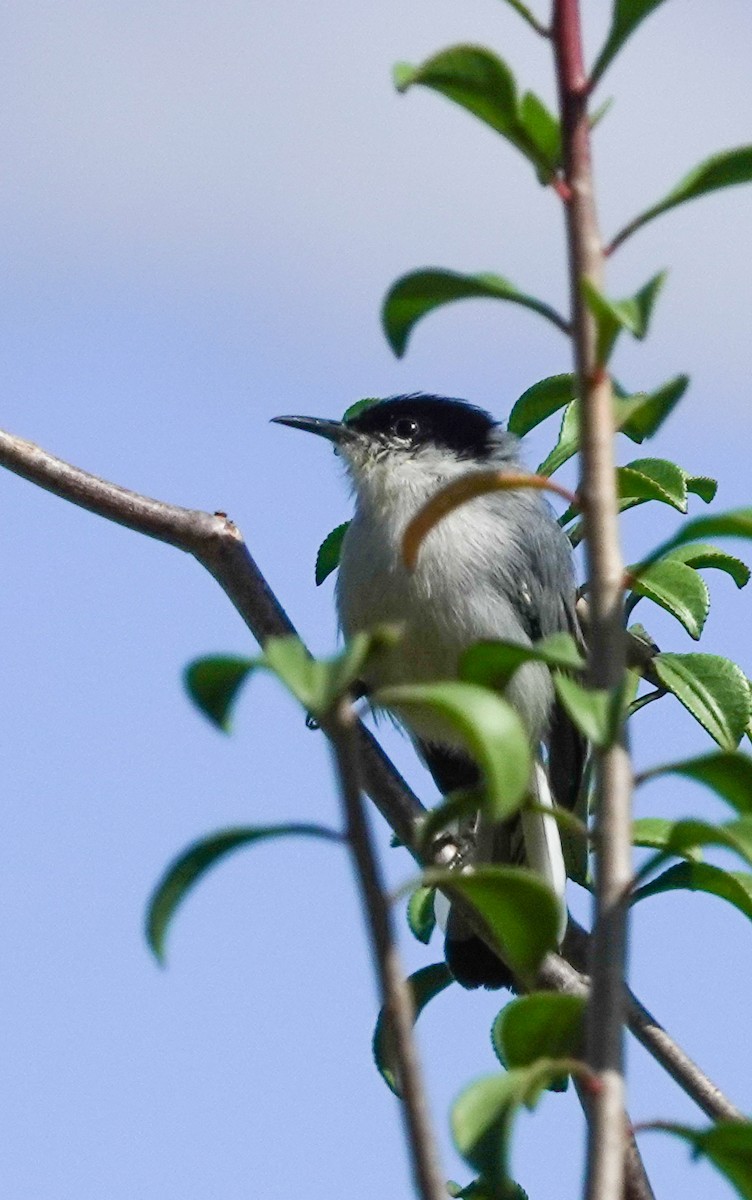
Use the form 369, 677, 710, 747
271, 395, 519, 496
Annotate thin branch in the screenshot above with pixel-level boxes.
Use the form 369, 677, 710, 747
563, 920, 743, 1123
552, 2, 634, 1199
490, 1, 554, 38
604, 217, 646, 259
536, 953, 664, 1200
574, 1081, 656, 1200
329, 697, 445, 1200
0, 425, 740, 1131
627, 689, 665, 720
624, 991, 743, 1123
0, 425, 421, 847
622, 1123, 657, 1200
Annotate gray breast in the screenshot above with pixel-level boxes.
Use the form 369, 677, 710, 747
336, 491, 556, 746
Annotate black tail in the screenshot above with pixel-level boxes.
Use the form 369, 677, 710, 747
418, 741, 516, 991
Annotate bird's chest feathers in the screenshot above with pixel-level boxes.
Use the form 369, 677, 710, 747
336, 460, 522, 686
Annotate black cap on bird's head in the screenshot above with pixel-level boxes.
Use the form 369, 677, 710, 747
272, 394, 516, 463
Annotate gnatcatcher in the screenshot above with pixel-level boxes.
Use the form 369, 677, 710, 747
273, 394, 584, 988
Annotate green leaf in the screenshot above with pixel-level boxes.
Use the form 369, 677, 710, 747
609, 146, 752, 253
619, 459, 691, 514
626, 622, 661, 670
639, 751, 752, 815
372, 962, 453, 1095
185, 635, 394, 729
538, 376, 688, 477
507, 374, 576, 437
617, 374, 689, 442
653, 652, 751, 749
624, 458, 714, 513
563, 458, 688, 535
393, 46, 561, 177
536, 400, 581, 476
376, 683, 531, 820
452, 1062, 575, 1192
495, 0, 548, 36
329, 630, 400, 698
628, 687, 663, 722
553, 675, 612, 747
518, 91, 562, 177
264, 631, 397, 718
637, 508, 752, 573
582, 271, 667, 363
394, 45, 516, 135
647, 1120, 752, 1199
646, 817, 752, 872
342, 397, 379, 423
591, 0, 669, 86
315, 521, 350, 585
566, 452, 709, 545
423, 866, 561, 981
261, 637, 319, 706
382, 269, 568, 358
632, 861, 752, 923
492, 993, 585, 1093
146, 824, 342, 963
589, 96, 615, 131
184, 656, 256, 731
632, 817, 702, 863
666, 543, 750, 589
687, 477, 719, 504
448, 1180, 530, 1200
407, 886, 437, 944
460, 633, 585, 692
628, 559, 710, 641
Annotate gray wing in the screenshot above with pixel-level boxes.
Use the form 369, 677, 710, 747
487, 492, 587, 813
436, 494, 587, 989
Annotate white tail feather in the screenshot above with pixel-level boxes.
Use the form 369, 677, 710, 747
433, 888, 451, 933
432, 761, 568, 944
521, 762, 568, 942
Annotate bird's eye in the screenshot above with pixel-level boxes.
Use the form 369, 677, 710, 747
392, 416, 420, 441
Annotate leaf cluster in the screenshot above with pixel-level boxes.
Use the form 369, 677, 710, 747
154, 2, 752, 1197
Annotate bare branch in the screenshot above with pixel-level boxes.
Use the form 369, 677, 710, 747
563, 920, 743, 1123
622, 1123, 657, 1200
0, 425, 422, 847
625, 992, 743, 1124
330, 698, 445, 1200
574, 1081, 656, 1200
552, 2, 633, 1197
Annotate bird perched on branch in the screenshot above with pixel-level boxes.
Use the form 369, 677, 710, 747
273, 394, 585, 988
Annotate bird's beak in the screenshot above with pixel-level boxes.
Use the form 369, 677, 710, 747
271, 414, 352, 444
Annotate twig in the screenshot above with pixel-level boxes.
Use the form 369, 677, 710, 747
621, 1122, 657, 1200
552, 3, 633, 1199
329, 698, 445, 1200
624, 991, 743, 1123
563, 920, 743, 1123
0, 426, 421, 847
574, 1081, 656, 1200
604, 216, 649, 260
0, 427, 739, 1131
519, 11, 552, 39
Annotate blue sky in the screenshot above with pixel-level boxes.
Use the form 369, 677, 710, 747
0, 2, 751, 1198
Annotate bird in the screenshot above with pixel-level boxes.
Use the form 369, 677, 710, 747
272, 394, 585, 989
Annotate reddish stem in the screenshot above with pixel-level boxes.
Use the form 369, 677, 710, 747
552, 2, 634, 1199
552, 176, 574, 203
